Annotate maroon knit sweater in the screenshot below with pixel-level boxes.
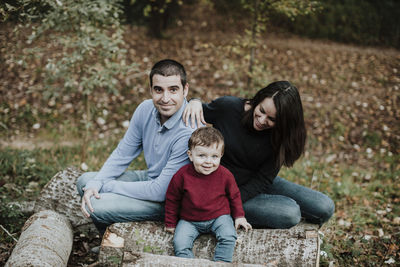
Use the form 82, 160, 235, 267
165, 163, 245, 228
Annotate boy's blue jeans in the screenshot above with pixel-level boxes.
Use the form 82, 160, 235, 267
173, 215, 237, 262
77, 172, 334, 234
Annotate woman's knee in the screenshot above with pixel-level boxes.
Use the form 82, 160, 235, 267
275, 204, 301, 229
244, 195, 301, 229
315, 195, 335, 223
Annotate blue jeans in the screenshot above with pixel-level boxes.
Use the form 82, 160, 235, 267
76, 171, 164, 234
173, 215, 237, 262
243, 177, 335, 228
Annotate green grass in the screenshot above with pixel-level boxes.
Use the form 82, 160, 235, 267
280, 148, 400, 266
0, 136, 147, 245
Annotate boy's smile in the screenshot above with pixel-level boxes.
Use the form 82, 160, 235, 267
187, 143, 223, 175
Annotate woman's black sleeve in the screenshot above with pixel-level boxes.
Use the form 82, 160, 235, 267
239, 162, 280, 203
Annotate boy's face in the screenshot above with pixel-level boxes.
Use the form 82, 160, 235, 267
187, 143, 223, 175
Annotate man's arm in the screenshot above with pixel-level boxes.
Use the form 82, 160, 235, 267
103, 132, 191, 202
80, 101, 146, 217
84, 103, 145, 192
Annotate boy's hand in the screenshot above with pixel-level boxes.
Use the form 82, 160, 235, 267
235, 217, 252, 232
165, 227, 176, 234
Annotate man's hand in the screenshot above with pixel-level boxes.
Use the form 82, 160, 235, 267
165, 227, 176, 234
235, 217, 252, 232
81, 188, 100, 218
182, 99, 206, 128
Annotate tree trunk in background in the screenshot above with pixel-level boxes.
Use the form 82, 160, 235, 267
5, 210, 73, 267
247, 0, 259, 89
81, 94, 91, 162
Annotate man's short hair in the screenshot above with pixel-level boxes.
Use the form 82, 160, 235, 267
188, 127, 225, 153
150, 59, 187, 87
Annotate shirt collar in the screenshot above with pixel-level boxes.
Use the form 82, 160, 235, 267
152, 99, 188, 130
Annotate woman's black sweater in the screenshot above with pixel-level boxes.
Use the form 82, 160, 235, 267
202, 96, 280, 202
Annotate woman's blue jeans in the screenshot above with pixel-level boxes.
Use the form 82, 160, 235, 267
243, 177, 335, 228
76, 170, 165, 234
173, 215, 237, 262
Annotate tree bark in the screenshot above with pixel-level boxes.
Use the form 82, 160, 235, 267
5, 210, 73, 267
33, 166, 92, 230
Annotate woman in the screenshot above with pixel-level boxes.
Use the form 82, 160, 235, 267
183, 81, 334, 228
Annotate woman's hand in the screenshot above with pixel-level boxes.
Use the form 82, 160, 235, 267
235, 217, 252, 232
182, 99, 206, 128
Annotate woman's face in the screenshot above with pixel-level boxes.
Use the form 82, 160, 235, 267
253, 97, 277, 131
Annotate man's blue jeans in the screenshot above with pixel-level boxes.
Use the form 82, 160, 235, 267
173, 215, 237, 262
243, 177, 335, 228
76, 170, 164, 234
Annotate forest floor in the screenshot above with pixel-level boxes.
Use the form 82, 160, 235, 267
1, 3, 399, 266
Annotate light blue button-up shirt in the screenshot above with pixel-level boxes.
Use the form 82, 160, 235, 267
84, 99, 196, 202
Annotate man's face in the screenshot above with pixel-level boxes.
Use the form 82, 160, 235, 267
150, 74, 188, 124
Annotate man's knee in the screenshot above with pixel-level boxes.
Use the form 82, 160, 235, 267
76, 172, 97, 196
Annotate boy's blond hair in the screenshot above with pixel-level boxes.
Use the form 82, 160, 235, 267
188, 127, 225, 153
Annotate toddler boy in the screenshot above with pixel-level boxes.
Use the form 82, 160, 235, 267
165, 126, 251, 262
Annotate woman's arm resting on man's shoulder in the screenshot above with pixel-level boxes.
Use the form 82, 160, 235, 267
182, 98, 205, 128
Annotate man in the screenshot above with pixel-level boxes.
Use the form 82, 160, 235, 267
76, 59, 197, 235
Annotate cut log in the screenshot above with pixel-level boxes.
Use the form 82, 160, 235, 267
34, 166, 92, 230
5, 210, 73, 267
99, 221, 320, 267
